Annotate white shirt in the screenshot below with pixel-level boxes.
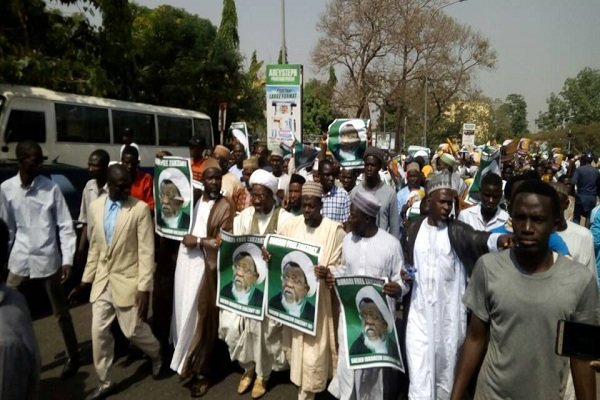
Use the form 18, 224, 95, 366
273, 172, 291, 196
78, 178, 108, 225
458, 204, 508, 232
557, 221, 598, 282
0, 174, 76, 278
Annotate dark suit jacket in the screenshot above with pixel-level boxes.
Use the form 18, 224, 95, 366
220, 282, 263, 308
268, 294, 315, 322
349, 333, 400, 359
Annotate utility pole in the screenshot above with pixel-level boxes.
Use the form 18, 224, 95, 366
281, 0, 287, 64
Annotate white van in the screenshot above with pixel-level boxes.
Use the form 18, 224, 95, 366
0, 85, 214, 168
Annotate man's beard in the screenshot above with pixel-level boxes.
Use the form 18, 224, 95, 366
281, 295, 304, 317
362, 329, 387, 353
232, 282, 251, 305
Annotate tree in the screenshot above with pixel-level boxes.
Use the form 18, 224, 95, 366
312, 0, 496, 150
503, 93, 528, 134
536, 93, 568, 130
215, 0, 239, 49
130, 5, 217, 110
536, 67, 600, 130
0, 0, 109, 95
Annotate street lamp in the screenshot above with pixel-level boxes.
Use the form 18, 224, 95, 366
422, 0, 466, 148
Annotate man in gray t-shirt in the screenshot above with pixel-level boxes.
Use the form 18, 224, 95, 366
450, 179, 599, 400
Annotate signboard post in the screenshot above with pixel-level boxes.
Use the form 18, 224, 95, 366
266, 64, 303, 150
218, 102, 227, 145
461, 123, 476, 146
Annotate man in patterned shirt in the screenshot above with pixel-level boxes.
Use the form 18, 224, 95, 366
319, 158, 350, 227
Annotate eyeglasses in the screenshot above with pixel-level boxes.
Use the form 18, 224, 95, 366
234, 264, 257, 275
282, 273, 306, 286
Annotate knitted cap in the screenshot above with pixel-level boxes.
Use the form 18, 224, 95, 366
351, 190, 381, 218
364, 146, 385, 164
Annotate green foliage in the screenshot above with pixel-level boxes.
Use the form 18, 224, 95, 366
215, 0, 239, 50
529, 122, 600, 155
0, 1, 109, 95
503, 93, 528, 135
131, 4, 217, 110
0, 0, 266, 143
537, 67, 600, 130
303, 77, 338, 135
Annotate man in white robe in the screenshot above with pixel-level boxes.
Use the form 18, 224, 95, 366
328, 191, 407, 400
219, 169, 292, 398
170, 158, 234, 398
275, 181, 345, 400
404, 172, 505, 400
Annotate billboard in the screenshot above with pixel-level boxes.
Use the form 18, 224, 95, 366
266, 64, 303, 150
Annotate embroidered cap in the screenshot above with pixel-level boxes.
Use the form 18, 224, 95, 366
426, 171, 454, 195
302, 181, 323, 198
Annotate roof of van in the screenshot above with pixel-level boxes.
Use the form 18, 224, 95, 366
0, 84, 211, 119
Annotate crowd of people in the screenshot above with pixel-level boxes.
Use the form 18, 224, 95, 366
0, 132, 599, 400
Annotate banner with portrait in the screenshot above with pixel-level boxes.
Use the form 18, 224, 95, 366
265, 234, 321, 336
154, 157, 193, 239
327, 118, 370, 168
335, 276, 404, 371
217, 231, 267, 320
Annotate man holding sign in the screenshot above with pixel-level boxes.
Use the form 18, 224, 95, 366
219, 169, 292, 399
328, 191, 407, 400
274, 181, 345, 400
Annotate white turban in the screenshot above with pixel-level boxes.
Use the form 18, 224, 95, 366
232, 242, 267, 284
249, 169, 278, 196
158, 168, 191, 207
355, 286, 394, 333
281, 251, 317, 297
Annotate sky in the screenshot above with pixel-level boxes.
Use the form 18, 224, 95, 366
52, 0, 600, 131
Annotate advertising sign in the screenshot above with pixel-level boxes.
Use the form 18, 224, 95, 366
266, 64, 303, 150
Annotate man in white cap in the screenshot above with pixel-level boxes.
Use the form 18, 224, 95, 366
403, 171, 510, 400
268, 251, 318, 320
328, 190, 407, 400
270, 147, 291, 200
220, 243, 266, 307
219, 168, 292, 399
351, 146, 400, 239
271, 181, 345, 400
156, 168, 192, 230
349, 286, 399, 358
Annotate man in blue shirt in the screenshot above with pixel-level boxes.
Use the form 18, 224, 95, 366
0, 140, 80, 378
571, 154, 600, 226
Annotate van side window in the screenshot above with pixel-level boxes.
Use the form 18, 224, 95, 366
5, 109, 46, 143
55, 103, 109, 143
193, 118, 213, 146
158, 116, 192, 146
112, 110, 155, 145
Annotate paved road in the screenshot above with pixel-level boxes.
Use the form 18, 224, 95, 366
35, 303, 304, 400
35, 303, 600, 399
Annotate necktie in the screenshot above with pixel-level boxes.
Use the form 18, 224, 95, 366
104, 202, 119, 246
